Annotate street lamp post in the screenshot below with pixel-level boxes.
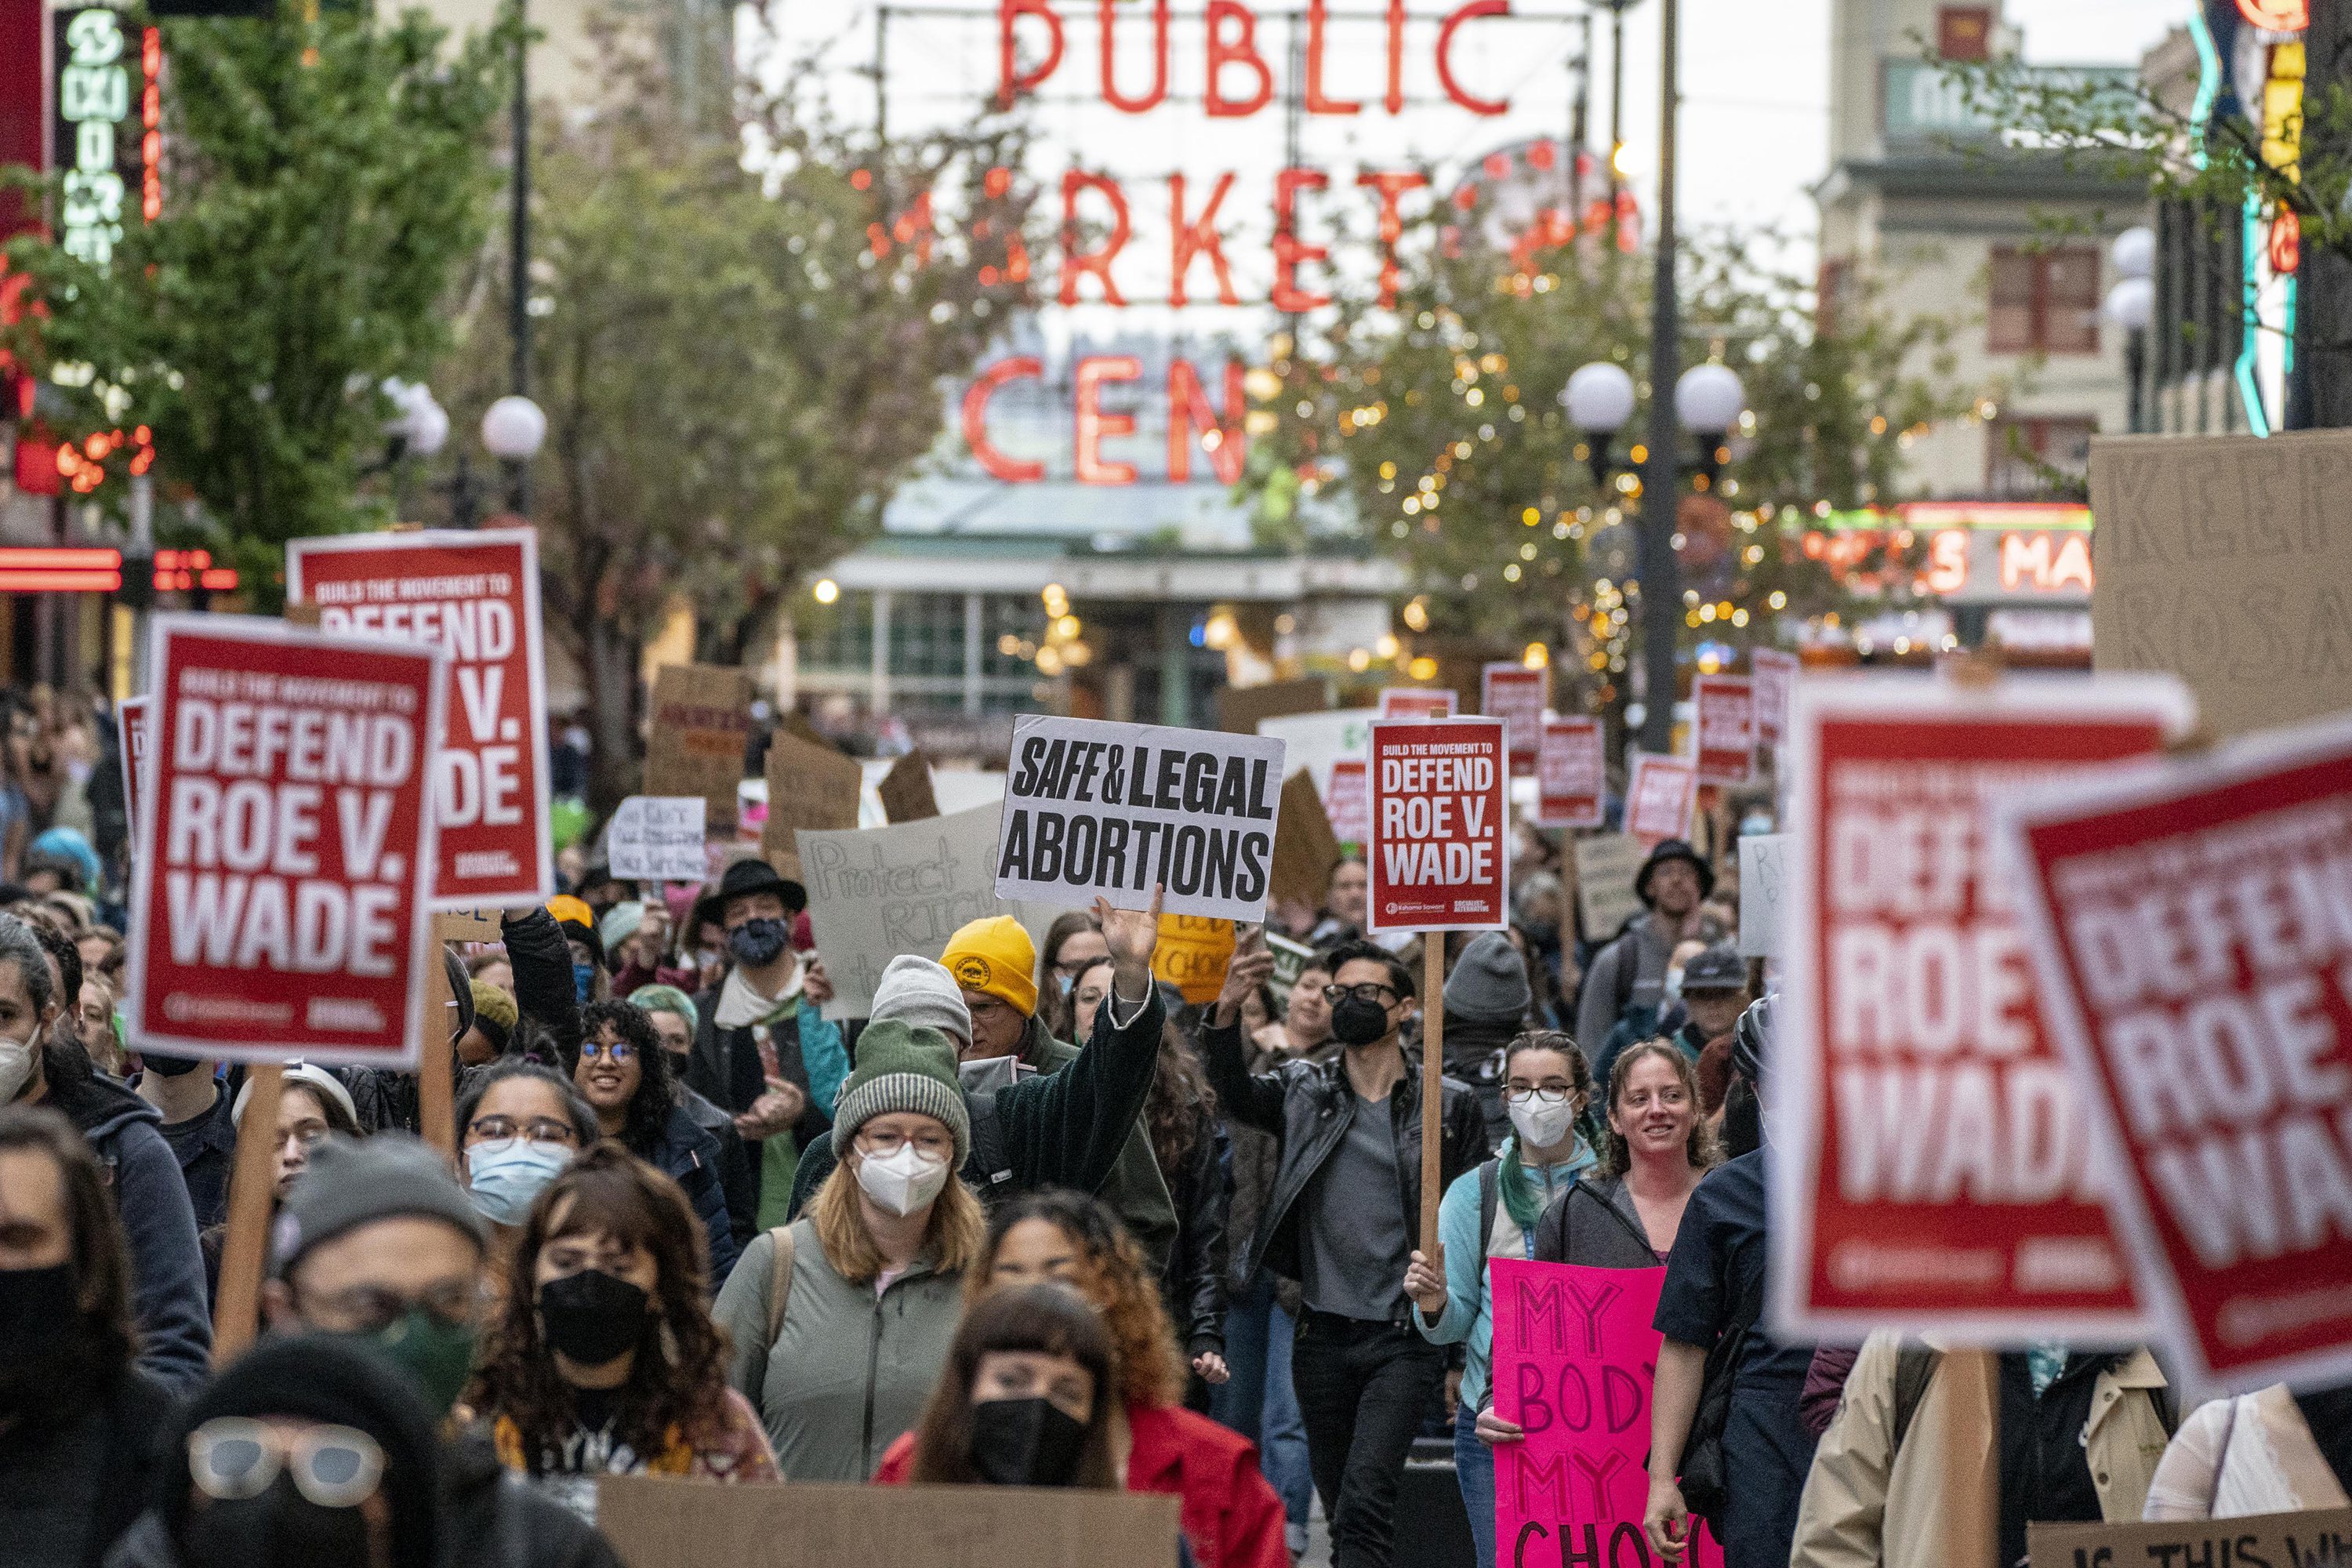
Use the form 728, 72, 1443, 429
507, 0, 532, 514
1634, 0, 1680, 753
2105, 225, 2156, 434
381, 380, 544, 528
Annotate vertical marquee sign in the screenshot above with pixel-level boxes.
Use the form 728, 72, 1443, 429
52, 4, 158, 269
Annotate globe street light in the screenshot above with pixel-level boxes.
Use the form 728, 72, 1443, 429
1565, 361, 1636, 482
2108, 224, 2157, 431
481, 393, 547, 514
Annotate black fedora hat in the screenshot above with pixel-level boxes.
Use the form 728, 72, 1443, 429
691, 855, 806, 931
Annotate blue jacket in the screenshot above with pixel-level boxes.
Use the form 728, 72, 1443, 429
49, 1065, 213, 1395
644, 1098, 743, 1288
1414, 1135, 1596, 1412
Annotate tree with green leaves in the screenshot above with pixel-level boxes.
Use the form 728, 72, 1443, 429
1, 1, 514, 582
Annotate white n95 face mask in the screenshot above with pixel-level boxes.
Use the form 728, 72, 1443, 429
1508, 1097, 1578, 1152
856, 1142, 951, 1217
0, 1031, 40, 1104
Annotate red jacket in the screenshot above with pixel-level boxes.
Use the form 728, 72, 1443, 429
874, 1401, 1287, 1568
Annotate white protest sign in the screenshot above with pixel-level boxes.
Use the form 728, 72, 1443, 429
1737, 833, 1785, 958
608, 797, 707, 882
1572, 833, 1646, 942
996, 716, 1287, 921
1257, 707, 1375, 796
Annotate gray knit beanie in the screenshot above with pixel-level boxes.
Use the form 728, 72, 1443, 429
271, 1133, 486, 1280
829, 1019, 971, 1164
869, 955, 973, 1049
1445, 931, 1532, 1025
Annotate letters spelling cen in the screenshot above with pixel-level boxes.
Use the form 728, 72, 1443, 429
164, 667, 419, 978
1379, 742, 1498, 886
1000, 735, 1279, 903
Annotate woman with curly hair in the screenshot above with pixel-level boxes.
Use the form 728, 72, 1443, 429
1143, 1020, 1232, 1400
464, 1143, 776, 1523
912, 1189, 1287, 1568
572, 999, 739, 1283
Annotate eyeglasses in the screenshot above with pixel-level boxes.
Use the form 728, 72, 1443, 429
189, 1419, 385, 1508
1503, 1087, 1578, 1106
295, 1279, 484, 1337
855, 1127, 956, 1161
579, 1040, 636, 1064
1054, 956, 1102, 979
465, 1115, 580, 1147
1323, 982, 1399, 1007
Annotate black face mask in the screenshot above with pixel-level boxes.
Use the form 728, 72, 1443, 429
537, 1269, 652, 1368
726, 918, 790, 968
0, 1264, 77, 1370
967, 1396, 1087, 1487
1330, 996, 1392, 1047
143, 1051, 208, 1079
180, 1475, 373, 1568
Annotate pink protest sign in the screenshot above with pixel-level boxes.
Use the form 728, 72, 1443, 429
1490, 1258, 1722, 1568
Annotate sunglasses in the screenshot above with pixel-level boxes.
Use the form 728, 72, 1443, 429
187, 1418, 386, 1508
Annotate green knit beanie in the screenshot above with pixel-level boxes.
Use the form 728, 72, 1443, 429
830, 1020, 971, 1165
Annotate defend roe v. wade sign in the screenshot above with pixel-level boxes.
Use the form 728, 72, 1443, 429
993, 715, 1287, 921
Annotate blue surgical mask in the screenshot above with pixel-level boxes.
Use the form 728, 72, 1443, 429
464, 1139, 573, 1225
572, 962, 597, 1004
1057, 971, 1074, 997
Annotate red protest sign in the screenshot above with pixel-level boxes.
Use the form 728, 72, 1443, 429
1366, 716, 1508, 934
1751, 648, 1798, 746
1998, 713, 2352, 1386
286, 528, 553, 908
1481, 662, 1546, 776
1773, 674, 2194, 1342
1379, 687, 1457, 720
1535, 717, 1605, 829
1692, 674, 1757, 786
118, 695, 150, 837
1325, 757, 1370, 846
124, 615, 447, 1067
1624, 752, 1697, 847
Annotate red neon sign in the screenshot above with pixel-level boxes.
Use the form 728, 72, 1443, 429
0, 546, 122, 592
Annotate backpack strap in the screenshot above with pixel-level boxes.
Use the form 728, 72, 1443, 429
763, 1222, 797, 1349
1479, 1160, 1499, 1254
1889, 1343, 1940, 1457
966, 1088, 1015, 1202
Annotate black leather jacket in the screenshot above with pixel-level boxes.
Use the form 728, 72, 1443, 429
1197, 1016, 1486, 1292
1162, 1117, 1232, 1358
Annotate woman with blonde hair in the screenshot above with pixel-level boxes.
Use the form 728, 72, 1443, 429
712, 1019, 985, 1480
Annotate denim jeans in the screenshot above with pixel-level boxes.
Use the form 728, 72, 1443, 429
1291, 1311, 1446, 1568
1208, 1271, 1314, 1532
1454, 1398, 1496, 1568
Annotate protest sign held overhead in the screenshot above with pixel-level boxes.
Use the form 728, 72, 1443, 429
1535, 717, 1605, 829
1624, 751, 1697, 847
1326, 757, 1370, 845
1269, 768, 1341, 913
606, 797, 707, 883
286, 528, 553, 906
1737, 833, 1786, 959
1996, 713, 2352, 1387
1215, 676, 1330, 735
1773, 673, 2194, 1342
994, 715, 1287, 921
1490, 1260, 1725, 1568
1366, 715, 1508, 934
1257, 706, 1375, 796
877, 750, 941, 822
644, 663, 753, 826
1481, 661, 1546, 775
1266, 931, 1316, 1006
1379, 687, 1457, 720
1752, 648, 1798, 746
1573, 833, 1646, 943
118, 694, 150, 837
125, 615, 446, 1067
762, 729, 866, 884
1153, 913, 1236, 1004
1692, 673, 1758, 786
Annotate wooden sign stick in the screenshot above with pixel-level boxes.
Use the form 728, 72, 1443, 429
1420, 935, 1446, 1255
1940, 1347, 2000, 1568
212, 1063, 284, 1365
419, 955, 456, 1159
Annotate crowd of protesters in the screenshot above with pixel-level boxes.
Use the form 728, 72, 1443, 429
4, 683, 2350, 1568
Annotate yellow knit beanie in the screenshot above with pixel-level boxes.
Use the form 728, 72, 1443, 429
940, 916, 1039, 1018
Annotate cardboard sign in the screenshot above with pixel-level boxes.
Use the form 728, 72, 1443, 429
1267, 931, 1317, 1006
761, 731, 865, 884
1536, 717, 1606, 829
1773, 673, 2194, 1342
877, 750, 940, 822
796, 804, 1056, 1021
1153, 913, 1236, 1004
285, 528, 553, 907
1692, 674, 1758, 786
1325, 758, 1370, 845
644, 663, 752, 826
1379, 687, 1458, 720
1997, 713, 2352, 1386
1737, 833, 1786, 959
1269, 769, 1341, 913
118, 695, 150, 837
996, 715, 1287, 921
124, 615, 445, 1066
1258, 707, 1375, 796
1752, 648, 1798, 746
1490, 1260, 1724, 1568
2029, 1508, 2352, 1568
1366, 716, 1508, 934
1572, 833, 1646, 943
1624, 753, 1697, 847
1217, 675, 1330, 735
1482, 662, 1547, 775
2089, 429, 2352, 739
606, 796, 707, 883
595, 1473, 1181, 1568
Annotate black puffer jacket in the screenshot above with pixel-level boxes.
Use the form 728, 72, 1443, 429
1198, 1015, 1486, 1290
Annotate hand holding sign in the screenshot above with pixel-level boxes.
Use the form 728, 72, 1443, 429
1213, 924, 1276, 1026
1095, 883, 1164, 1003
